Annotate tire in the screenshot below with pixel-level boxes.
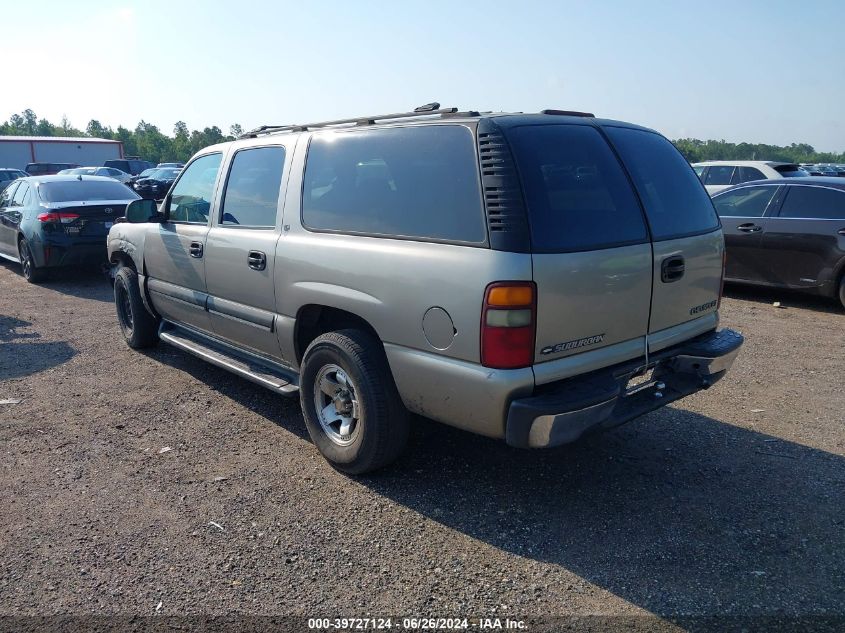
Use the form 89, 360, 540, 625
839, 274, 845, 310
18, 238, 47, 283
300, 329, 409, 474
114, 266, 159, 349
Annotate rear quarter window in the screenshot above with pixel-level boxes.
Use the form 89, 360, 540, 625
604, 127, 719, 241
302, 125, 487, 244
505, 124, 648, 253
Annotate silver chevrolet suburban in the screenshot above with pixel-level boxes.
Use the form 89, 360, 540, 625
107, 104, 743, 474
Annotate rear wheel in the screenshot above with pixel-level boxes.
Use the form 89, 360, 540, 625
114, 266, 159, 348
300, 329, 409, 474
18, 238, 46, 283
838, 274, 845, 310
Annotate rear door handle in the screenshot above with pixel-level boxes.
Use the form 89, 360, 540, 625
737, 223, 762, 233
189, 241, 203, 258
247, 250, 266, 271
661, 255, 685, 283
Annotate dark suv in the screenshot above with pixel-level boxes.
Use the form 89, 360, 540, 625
104, 159, 154, 175
25, 162, 79, 176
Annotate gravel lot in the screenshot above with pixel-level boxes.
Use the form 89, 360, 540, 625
0, 259, 843, 629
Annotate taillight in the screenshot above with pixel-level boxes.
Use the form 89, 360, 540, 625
37, 212, 80, 224
481, 281, 536, 369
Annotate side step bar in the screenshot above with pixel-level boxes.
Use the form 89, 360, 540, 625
158, 323, 299, 395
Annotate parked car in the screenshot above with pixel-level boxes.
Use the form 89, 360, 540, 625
713, 177, 845, 308
104, 158, 154, 176
25, 162, 79, 176
132, 168, 181, 200
128, 168, 159, 186
0, 175, 139, 282
107, 105, 743, 473
156, 162, 185, 168
813, 164, 840, 178
692, 160, 808, 195
0, 168, 27, 192
57, 166, 133, 184
800, 165, 823, 176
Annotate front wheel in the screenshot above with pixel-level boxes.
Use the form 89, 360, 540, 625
18, 238, 46, 283
114, 266, 159, 348
300, 329, 409, 474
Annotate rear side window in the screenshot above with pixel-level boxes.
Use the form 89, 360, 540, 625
738, 167, 766, 183
220, 146, 286, 227
302, 126, 486, 243
713, 186, 778, 217
778, 186, 845, 220
506, 124, 648, 253
703, 165, 735, 186
605, 127, 719, 240
39, 180, 138, 202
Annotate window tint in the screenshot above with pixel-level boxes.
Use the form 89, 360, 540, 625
713, 186, 777, 217
2, 182, 20, 206
704, 165, 735, 185
302, 126, 486, 243
506, 124, 647, 252
12, 183, 29, 206
779, 186, 845, 220
693, 166, 705, 179
739, 167, 766, 183
221, 146, 286, 227
605, 127, 719, 240
39, 180, 138, 202
166, 153, 222, 224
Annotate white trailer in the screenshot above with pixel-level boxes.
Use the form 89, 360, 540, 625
0, 136, 125, 171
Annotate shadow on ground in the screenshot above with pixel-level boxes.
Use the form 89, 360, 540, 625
0, 259, 112, 303
148, 343, 845, 620
0, 316, 76, 381
724, 282, 842, 315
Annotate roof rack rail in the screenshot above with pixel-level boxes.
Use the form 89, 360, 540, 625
240, 102, 475, 138
541, 109, 595, 118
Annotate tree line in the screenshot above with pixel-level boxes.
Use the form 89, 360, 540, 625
2, 109, 844, 165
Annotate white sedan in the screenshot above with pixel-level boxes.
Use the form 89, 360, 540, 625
57, 166, 133, 184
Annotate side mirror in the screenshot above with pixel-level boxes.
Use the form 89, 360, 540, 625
125, 199, 160, 223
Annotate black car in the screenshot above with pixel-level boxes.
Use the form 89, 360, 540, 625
0, 175, 139, 282
132, 168, 181, 200
713, 176, 845, 308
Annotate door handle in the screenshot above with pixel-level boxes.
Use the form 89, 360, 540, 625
737, 223, 762, 233
189, 241, 203, 258
661, 255, 685, 283
247, 250, 267, 271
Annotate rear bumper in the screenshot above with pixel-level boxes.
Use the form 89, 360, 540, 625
506, 328, 744, 448
39, 241, 108, 268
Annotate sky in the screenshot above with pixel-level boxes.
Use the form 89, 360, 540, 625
2, 0, 844, 151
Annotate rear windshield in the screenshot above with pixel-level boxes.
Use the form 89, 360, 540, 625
604, 127, 719, 241
774, 164, 808, 178
506, 124, 648, 253
39, 180, 139, 202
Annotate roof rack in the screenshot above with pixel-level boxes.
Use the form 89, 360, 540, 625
240, 102, 480, 138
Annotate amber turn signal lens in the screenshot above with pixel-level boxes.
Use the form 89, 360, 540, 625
487, 286, 533, 307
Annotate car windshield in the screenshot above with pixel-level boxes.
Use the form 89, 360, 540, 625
149, 169, 180, 180
39, 180, 139, 202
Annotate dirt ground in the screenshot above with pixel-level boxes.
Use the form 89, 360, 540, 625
0, 259, 843, 630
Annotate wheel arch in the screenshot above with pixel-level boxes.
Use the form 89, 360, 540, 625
294, 304, 383, 366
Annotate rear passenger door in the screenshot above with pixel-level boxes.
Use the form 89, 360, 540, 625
763, 184, 845, 290
204, 144, 290, 360
604, 127, 724, 353
143, 152, 224, 334
712, 184, 781, 282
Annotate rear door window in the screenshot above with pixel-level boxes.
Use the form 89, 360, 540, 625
604, 127, 720, 240
11, 183, 28, 206
778, 186, 845, 219
506, 124, 648, 252
739, 166, 766, 183
703, 165, 735, 186
713, 186, 778, 217
220, 146, 286, 228
302, 126, 486, 244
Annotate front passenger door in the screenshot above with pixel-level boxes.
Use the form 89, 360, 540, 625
0, 182, 21, 258
143, 153, 224, 334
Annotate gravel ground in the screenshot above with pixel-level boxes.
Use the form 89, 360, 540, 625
0, 260, 843, 629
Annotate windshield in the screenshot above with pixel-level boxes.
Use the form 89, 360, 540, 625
149, 168, 181, 180
39, 180, 139, 202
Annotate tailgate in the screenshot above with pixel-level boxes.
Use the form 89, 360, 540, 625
602, 127, 723, 352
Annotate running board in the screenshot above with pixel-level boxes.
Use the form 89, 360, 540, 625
158, 323, 299, 395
